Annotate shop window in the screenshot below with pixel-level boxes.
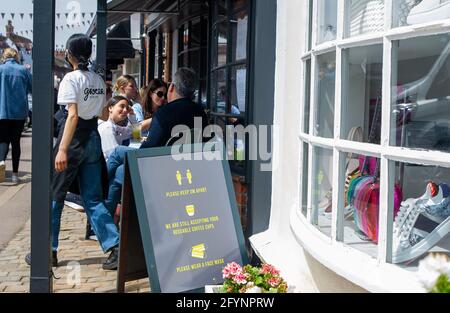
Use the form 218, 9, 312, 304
316, 0, 338, 44
211, 0, 251, 226
300, 0, 450, 273
301, 143, 310, 217
342, 44, 383, 144
231, 10, 248, 63
391, 33, 450, 152
303, 59, 311, 133
315, 52, 336, 139
391, 161, 450, 266
312, 147, 334, 237
392, 0, 450, 28
346, 0, 385, 38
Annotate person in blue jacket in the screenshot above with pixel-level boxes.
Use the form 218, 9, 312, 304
0, 48, 32, 184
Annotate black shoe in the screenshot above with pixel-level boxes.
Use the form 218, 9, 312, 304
85, 220, 95, 240
25, 251, 58, 267
102, 246, 119, 270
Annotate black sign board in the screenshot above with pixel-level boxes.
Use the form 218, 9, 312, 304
117, 144, 248, 293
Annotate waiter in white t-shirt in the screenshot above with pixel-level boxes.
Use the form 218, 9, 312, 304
25, 34, 120, 271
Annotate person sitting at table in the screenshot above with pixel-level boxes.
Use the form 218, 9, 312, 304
105, 68, 209, 214
132, 79, 167, 138
98, 96, 133, 160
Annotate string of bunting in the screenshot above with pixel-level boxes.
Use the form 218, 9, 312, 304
0, 11, 95, 20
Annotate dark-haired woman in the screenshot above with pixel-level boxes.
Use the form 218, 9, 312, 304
98, 96, 133, 160
133, 79, 167, 136
25, 34, 119, 270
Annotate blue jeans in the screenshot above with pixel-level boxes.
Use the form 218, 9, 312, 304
52, 132, 119, 253
105, 146, 136, 214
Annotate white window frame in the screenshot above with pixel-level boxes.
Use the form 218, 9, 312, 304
297, 0, 450, 276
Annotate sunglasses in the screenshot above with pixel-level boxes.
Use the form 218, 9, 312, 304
154, 91, 166, 98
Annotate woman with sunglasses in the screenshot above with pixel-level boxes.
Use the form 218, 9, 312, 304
132, 79, 167, 137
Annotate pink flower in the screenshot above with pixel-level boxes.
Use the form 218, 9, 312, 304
222, 262, 243, 279
268, 277, 281, 288
233, 273, 247, 285
261, 264, 280, 276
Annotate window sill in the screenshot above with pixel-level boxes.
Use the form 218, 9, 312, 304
289, 209, 425, 293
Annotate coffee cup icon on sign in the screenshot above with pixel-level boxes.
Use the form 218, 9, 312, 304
186, 205, 195, 217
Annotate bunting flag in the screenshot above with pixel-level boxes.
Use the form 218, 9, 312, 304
82, 13, 85, 19
1, 13, 5, 19
20, 13, 24, 19
30, 30, 32, 33
87, 20, 90, 24
10, 13, 15, 19
57, 13, 60, 19
56, 26, 59, 30
20, 31, 23, 35
73, 13, 77, 19
82, 21, 85, 26
29, 13, 33, 19
90, 12, 94, 18
25, 30, 28, 35
65, 13, 68, 19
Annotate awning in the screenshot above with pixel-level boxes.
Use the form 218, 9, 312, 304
86, 0, 180, 37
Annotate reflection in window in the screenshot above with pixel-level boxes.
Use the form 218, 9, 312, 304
312, 147, 333, 237
347, 0, 385, 37
391, 33, 450, 152
217, 20, 228, 67
214, 69, 227, 113
342, 44, 383, 144
231, 11, 248, 62
392, 161, 450, 265
231, 65, 247, 114
317, 0, 338, 44
393, 0, 450, 28
315, 52, 336, 138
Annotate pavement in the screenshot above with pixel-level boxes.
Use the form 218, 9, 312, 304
0, 128, 150, 293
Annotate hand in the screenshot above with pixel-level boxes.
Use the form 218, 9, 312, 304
55, 150, 68, 173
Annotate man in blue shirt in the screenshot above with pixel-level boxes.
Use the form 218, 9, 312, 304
105, 68, 209, 213
0, 48, 32, 184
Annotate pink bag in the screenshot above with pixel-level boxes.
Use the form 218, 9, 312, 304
353, 157, 403, 242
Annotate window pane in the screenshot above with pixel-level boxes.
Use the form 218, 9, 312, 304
217, 20, 228, 67
230, 65, 247, 114
231, 10, 248, 62
392, 0, 450, 28
312, 147, 333, 237
304, 59, 311, 133
183, 23, 189, 50
391, 33, 450, 152
342, 154, 381, 259
307, 0, 313, 51
391, 161, 450, 266
301, 142, 310, 217
342, 44, 383, 144
347, 0, 385, 37
213, 69, 227, 113
315, 52, 336, 138
317, 0, 338, 44
190, 19, 202, 48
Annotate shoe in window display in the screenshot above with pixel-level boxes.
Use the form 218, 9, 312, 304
393, 182, 450, 263
407, 0, 450, 25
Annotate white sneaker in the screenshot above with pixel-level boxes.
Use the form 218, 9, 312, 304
0, 161, 5, 183
407, 0, 450, 25
11, 174, 20, 185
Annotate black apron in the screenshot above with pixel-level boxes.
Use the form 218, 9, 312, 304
52, 111, 108, 203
